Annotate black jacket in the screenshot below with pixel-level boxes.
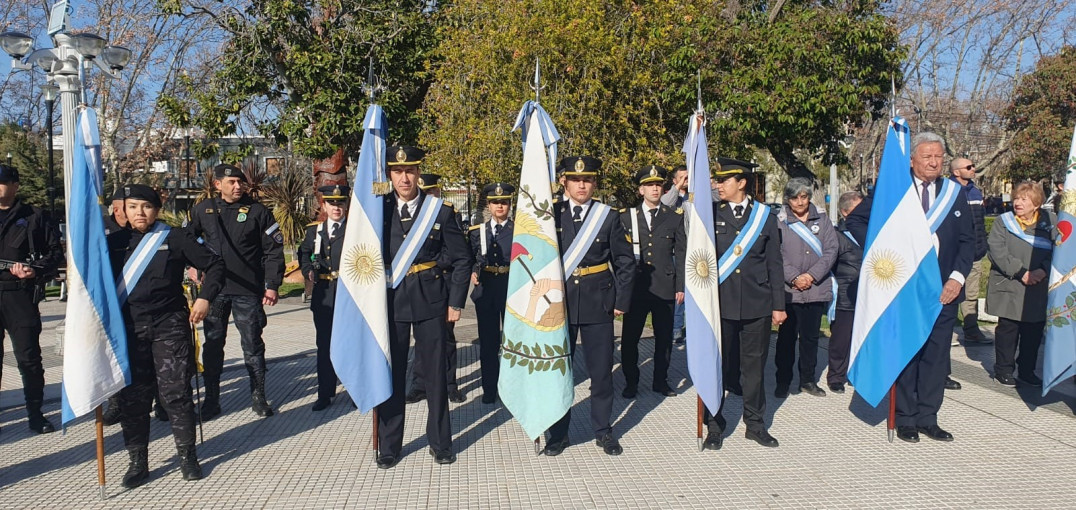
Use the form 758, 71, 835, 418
712, 199, 785, 320
555, 200, 636, 324
188, 195, 285, 296
0, 200, 63, 283
619, 203, 685, 301
833, 219, 863, 311
468, 218, 512, 302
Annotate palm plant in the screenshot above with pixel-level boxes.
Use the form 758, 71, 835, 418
260, 162, 313, 248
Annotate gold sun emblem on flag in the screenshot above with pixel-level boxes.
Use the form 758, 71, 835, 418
865, 249, 905, 289
343, 244, 384, 286
686, 249, 717, 288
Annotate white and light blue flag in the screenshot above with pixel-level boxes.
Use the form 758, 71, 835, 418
848, 117, 943, 407
1042, 123, 1076, 396
499, 100, 574, 440
682, 111, 723, 415
330, 104, 392, 413
60, 107, 130, 425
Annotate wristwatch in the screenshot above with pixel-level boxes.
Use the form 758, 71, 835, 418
450, 306, 462, 312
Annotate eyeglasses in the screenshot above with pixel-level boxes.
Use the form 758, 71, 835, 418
958, 164, 975, 171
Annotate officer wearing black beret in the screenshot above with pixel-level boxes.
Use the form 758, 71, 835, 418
376, 146, 473, 468
298, 184, 350, 411
107, 184, 224, 487
187, 163, 285, 420
468, 182, 515, 404
619, 165, 685, 399
544, 156, 635, 456
0, 163, 64, 434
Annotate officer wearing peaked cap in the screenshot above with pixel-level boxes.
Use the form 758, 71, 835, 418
619, 165, 685, 399
468, 182, 515, 404
299, 184, 350, 412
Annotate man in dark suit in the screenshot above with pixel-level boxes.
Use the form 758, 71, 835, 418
298, 184, 349, 412
376, 146, 473, 468
469, 183, 515, 404
544, 156, 635, 457
846, 132, 974, 443
619, 165, 685, 398
703, 159, 786, 451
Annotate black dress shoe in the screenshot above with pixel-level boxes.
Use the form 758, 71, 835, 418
311, 398, 332, 412
376, 454, 399, 469
800, 382, 827, 397
726, 384, 743, 396
621, 386, 637, 399
702, 431, 723, 450
653, 385, 677, 397
429, 448, 457, 464
481, 393, 497, 404
404, 390, 426, 404
1016, 372, 1043, 387
896, 426, 919, 443
963, 328, 991, 344
745, 429, 778, 447
595, 434, 623, 456
774, 384, 789, 399
448, 389, 466, 403
827, 382, 846, 393
543, 438, 569, 456
917, 425, 954, 442
944, 377, 962, 390
995, 373, 1016, 386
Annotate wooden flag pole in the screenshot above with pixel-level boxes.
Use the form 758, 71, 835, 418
372, 409, 379, 452
887, 383, 897, 443
95, 406, 107, 500
696, 395, 704, 451
534, 438, 541, 456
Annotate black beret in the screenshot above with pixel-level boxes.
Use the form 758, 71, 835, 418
418, 173, 441, 190
123, 184, 162, 208
483, 182, 515, 200
318, 184, 350, 200
386, 146, 426, 166
213, 163, 247, 182
634, 165, 667, 185
559, 156, 601, 177
713, 157, 758, 178
111, 187, 126, 201
0, 164, 18, 183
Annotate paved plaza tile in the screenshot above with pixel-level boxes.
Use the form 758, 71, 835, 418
1, 297, 1074, 508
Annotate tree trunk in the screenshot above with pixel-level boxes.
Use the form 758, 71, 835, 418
312, 147, 349, 222
771, 149, 815, 180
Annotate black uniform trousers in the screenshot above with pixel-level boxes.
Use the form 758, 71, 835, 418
827, 309, 854, 385
202, 294, 268, 387
0, 285, 45, 402
474, 274, 508, 396
548, 322, 615, 442
775, 301, 827, 386
311, 282, 338, 401
379, 316, 452, 456
118, 310, 196, 448
895, 303, 956, 428
705, 316, 772, 433
411, 323, 458, 393
620, 295, 674, 391
993, 317, 1044, 379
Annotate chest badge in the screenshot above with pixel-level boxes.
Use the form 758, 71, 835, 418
237, 206, 250, 223
810, 224, 820, 234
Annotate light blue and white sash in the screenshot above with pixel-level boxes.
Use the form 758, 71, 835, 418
787, 220, 823, 257
388, 195, 443, 288
925, 178, 959, 234
842, 230, 859, 247
116, 222, 170, 305
717, 202, 770, 283
562, 202, 611, 276
999, 212, 1053, 250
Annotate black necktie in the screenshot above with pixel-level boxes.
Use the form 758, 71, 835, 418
920, 182, 930, 213
573, 205, 583, 222
733, 205, 744, 219
330, 222, 340, 240
648, 208, 657, 227
494, 223, 502, 237
400, 204, 411, 221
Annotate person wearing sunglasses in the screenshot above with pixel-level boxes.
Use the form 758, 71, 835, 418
949, 158, 989, 356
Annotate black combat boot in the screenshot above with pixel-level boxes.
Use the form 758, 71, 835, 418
26, 400, 55, 434
177, 445, 203, 481
201, 380, 221, 421
963, 314, 989, 343
122, 448, 150, 489
250, 374, 274, 417
102, 395, 122, 426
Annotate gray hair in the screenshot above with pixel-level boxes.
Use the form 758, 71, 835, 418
911, 131, 946, 156
838, 190, 863, 214
783, 177, 814, 201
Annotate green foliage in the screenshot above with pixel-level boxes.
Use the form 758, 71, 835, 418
501, 338, 569, 375
0, 123, 64, 213
1003, 46, 1076, 182
260, 164, 314, 247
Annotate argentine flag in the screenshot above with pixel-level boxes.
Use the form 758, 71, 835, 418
848, 117, 943, 407
330, 105, 392, 413
60, 107, 130, 425
1042, 123, 1076, 396
682, 112, 723, 414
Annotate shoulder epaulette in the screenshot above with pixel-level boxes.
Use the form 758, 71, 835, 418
675, 207, 683, 215
306, 221, 320, 227
468, 224, 482, 231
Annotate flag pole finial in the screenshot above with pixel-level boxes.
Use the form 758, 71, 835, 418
695, 70, 703, 115
890, 74, 897, 118
530, 57, 545, 104
363, 56, 384, 103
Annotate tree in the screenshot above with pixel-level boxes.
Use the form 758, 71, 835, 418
0, 123, 60, 210
1003, 46, 1076, 182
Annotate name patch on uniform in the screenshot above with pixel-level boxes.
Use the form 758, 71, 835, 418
157, 244, 169, 251
715, 221, 726, 226
433, 223, 441, 231
205, 209, 214, 214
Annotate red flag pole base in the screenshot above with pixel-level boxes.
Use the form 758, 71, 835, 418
372, 409, 379, 453
887, 384, 896, 443
696, 395, 704, 452
95, 406, 107, 500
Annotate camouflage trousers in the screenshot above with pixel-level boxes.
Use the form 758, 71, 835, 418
118, 310, 196, 449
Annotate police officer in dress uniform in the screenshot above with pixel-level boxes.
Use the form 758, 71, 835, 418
298, 184, 350, 411
376, 146, 472, 468
0, 163, 63, 435
619, 166, 685, 398
468, 182, 515, 404
188, 164, 285, 419
107, 185, 224, 488
543, 156, 635, 457
405, 173, 468, 404
702, 159, 786, 451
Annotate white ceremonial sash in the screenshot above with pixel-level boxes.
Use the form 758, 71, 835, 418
925, 178, 959, 235
479, 221, 488, 257
388, 196, 443, 288
999, 212, 1053, 250
116, 222, 171, 305
629, 207, 641, 260
717, 203, 769, 284
562, 202, 611, 276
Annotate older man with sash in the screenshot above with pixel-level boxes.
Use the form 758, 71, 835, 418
542, 156, 635, 457
376, 146, 472, 468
